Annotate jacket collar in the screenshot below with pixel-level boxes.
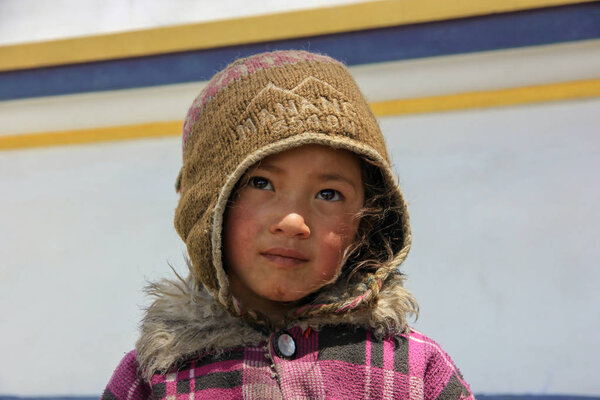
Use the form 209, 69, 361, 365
136, 268, 417, 380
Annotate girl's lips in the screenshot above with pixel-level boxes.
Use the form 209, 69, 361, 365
261, 248, 309, 266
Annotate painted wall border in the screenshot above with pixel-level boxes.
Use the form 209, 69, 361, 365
2, 3, 599, 101
0, 0, 597, 72
2, 78, 598, 151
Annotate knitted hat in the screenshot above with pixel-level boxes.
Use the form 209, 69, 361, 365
174, 50, 411, 317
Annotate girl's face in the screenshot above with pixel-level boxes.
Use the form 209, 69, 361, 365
223, 144, 364, 315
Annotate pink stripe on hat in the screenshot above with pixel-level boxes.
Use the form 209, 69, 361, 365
181, 50, 340, 151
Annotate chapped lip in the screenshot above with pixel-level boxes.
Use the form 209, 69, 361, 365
261, 247, 309, 261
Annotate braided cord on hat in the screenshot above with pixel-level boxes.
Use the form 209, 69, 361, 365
293, 277, 383, 317
293, 240, 411, 318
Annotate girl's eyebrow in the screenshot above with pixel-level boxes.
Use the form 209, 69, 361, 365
317, 173, 360, 190
253, 163, 283, 173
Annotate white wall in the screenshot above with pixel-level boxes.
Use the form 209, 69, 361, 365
0, 0, 366, 45
0, 138, 184, 394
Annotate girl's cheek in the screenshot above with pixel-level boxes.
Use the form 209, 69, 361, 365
239, 207, 265, 231
226, 203, 265, 244
330, 213, 360, 237
315, 201, 353, 217
315, 232, 347, 282
321, 229, 351, 259
315, 202, 362, 229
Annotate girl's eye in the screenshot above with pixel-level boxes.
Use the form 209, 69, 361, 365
248, 176, 273, 190
317, 189, 342, 202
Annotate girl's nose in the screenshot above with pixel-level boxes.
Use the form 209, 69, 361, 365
270, 212, 311, 238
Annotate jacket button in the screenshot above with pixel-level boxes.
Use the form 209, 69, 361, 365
274, 331, 296, 359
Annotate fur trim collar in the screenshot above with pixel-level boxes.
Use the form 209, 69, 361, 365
136, 269, 417, 380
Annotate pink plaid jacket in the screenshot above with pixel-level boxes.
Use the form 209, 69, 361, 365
102, 326, 473, 400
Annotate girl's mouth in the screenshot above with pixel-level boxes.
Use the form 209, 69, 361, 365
261, 248, 309, 266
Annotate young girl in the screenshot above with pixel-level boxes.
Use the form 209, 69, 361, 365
103, 50, 473, 399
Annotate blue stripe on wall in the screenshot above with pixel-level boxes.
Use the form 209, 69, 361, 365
1, 2, 599, 101
1, 396, 599, 400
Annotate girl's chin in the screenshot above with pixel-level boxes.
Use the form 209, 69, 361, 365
263, 288, 319, 307
261, 289, 320, 306
262, 294, 306, 304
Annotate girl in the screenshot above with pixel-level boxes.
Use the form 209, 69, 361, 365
103, 50, 473, 399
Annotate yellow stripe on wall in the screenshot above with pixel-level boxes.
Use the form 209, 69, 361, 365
0, 0, 596, 72
370, 78, 600, 116
1, 78, 599, 151
0, 121, 182, 151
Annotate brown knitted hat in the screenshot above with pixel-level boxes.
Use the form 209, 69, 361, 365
174, 50, 411, 316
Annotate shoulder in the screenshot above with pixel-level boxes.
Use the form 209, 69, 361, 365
313, 325, 473, 399
398, 328, 474, 400
102, 350, 152, 400
398, 327, 456, 361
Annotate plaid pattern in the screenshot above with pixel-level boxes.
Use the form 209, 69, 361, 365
102, 351, 151, 400
103, 327, 473, 400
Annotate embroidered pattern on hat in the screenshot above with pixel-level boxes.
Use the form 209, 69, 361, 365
182, 51, 341, 150
232, 77, 360, 141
